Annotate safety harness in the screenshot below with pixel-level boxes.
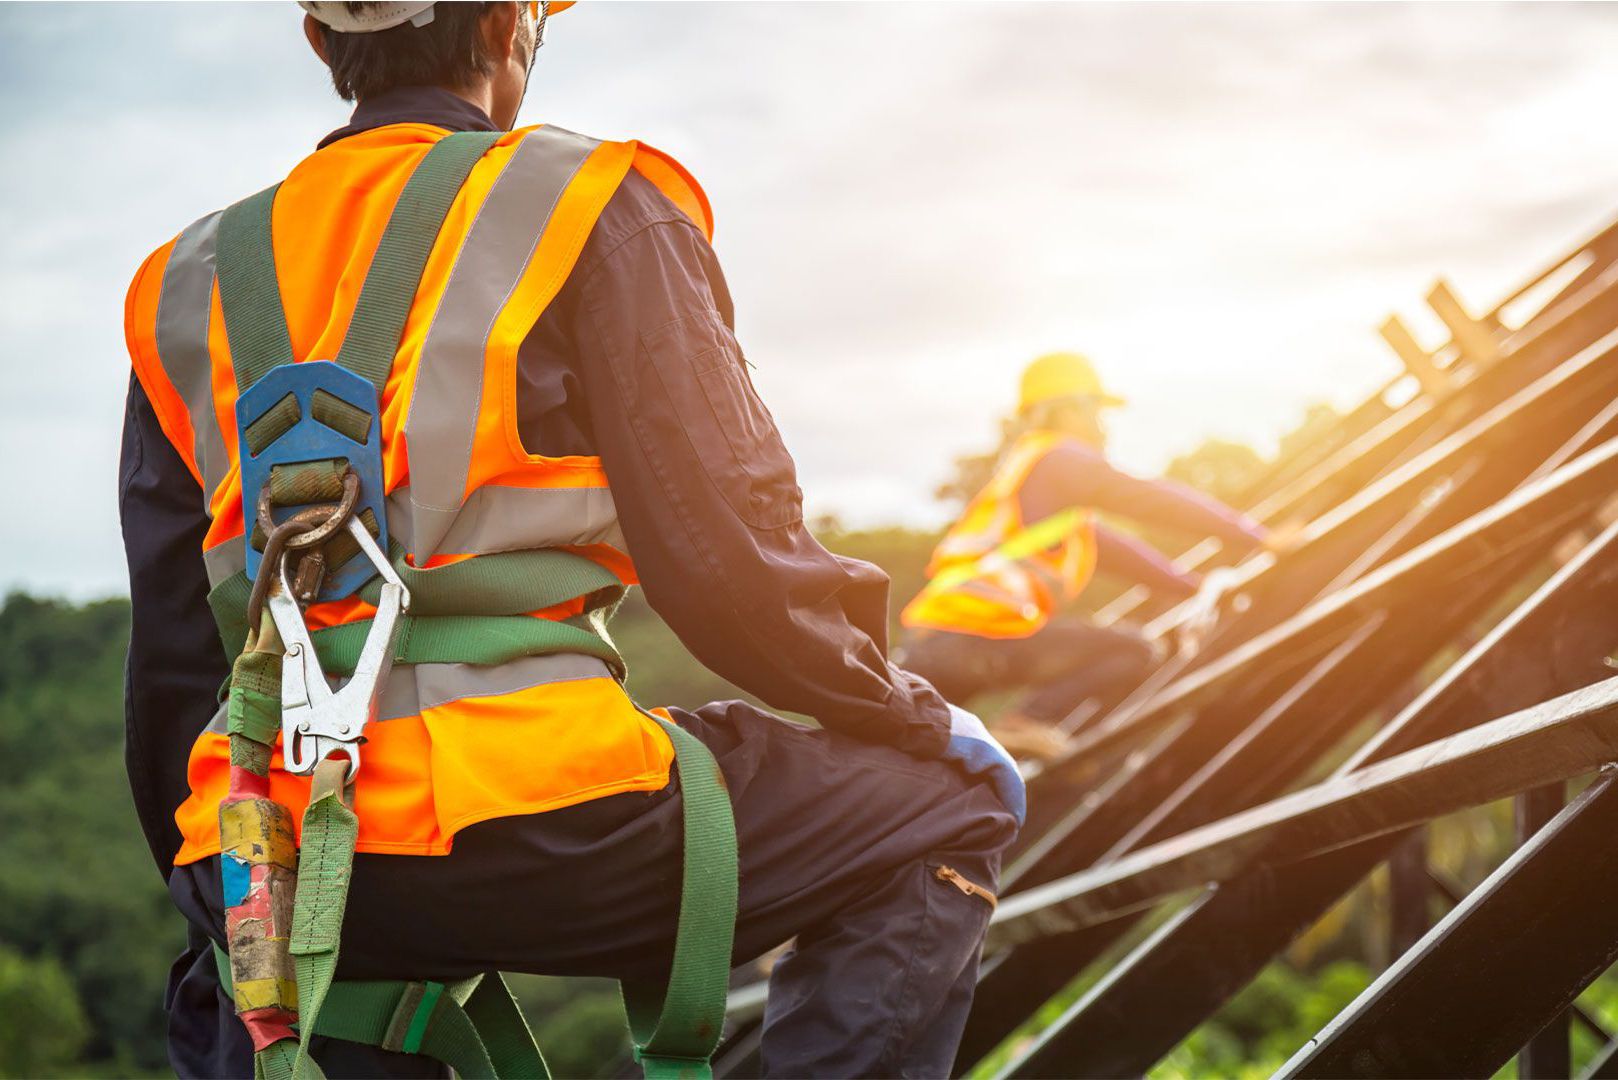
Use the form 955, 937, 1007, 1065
209, 131, 738, 1080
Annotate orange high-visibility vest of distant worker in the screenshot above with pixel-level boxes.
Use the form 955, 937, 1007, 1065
902, 352, 1121, 639
900, 352, 1271, 747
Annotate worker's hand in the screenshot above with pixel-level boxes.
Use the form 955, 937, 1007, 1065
1261, 518, 1309, 556
1176, 566, 1239, 658
943, 703, 1027, 827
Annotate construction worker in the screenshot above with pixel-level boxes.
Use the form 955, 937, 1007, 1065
119, 4, 1018, 1077
899, 352, 1272, 752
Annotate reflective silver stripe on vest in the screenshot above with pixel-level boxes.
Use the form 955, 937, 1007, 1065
204, 653, 613, 734
203, 537, 246, 588
387, 653, 613, 716
385, 483, 624, 556
405, 126, 601, 560
199, 480, 626, 588
155, 210, 230, 505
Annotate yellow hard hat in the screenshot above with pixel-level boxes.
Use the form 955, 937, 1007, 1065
1018, 352, 1125, 413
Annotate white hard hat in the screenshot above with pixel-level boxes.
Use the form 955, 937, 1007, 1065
298, 2, 439, 33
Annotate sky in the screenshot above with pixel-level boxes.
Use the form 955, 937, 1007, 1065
4, 1, 1618, 598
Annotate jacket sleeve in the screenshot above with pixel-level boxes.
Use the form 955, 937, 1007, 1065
1023, 442, 1270, 552
119, 374, 230, 875
1094, 522, 1201, 599
562, 215, 952, 759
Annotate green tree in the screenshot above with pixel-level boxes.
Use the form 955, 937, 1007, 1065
0, 594, 178, 1073
1165, 438, 1267, 507
1279, 402, 1347, 464
0, 945, 90, 1078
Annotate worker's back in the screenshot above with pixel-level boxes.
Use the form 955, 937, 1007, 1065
126, 121, 713, 865
123, 10, 1020, 1074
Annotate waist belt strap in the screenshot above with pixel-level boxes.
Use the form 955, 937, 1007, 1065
207, 544, 629, 679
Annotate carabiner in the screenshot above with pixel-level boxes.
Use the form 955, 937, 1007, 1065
266, 515, 411, 780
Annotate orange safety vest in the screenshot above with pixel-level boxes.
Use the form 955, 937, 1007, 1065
125, 123, 712, 865
900, 430, 1098, 640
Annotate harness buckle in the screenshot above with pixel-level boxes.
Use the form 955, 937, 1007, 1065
266, 515, 411, 780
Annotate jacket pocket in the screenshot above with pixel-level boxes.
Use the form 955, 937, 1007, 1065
640, 310, 803, 529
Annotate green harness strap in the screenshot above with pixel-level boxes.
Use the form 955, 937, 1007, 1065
207, 545, 629, 679
622, 718, 740, 1080
212, 718, 738, 1079
215, 942, 545, 1080
217, 130, 502, 395
216, 184, 294, 393
334, 131, 503, 391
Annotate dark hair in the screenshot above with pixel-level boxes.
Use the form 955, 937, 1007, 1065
319, 2, 497, 102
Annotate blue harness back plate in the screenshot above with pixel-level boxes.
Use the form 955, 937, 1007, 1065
236, 360, 389, 601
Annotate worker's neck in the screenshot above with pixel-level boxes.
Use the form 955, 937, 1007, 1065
441, 81, 502, 128
1046, 421, 1104, 450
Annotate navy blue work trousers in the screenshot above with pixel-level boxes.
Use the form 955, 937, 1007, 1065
166, 702, 1016, 1079
899, 618, 1157, 724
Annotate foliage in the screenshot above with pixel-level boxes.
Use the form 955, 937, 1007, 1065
507, 975, 631, 1079
0, 594, 178, 1075
0, 944, 90, 1078
1150, 960, 1373, 1079
1165, 438, 1267, 507
935, 415, 1021, 508
1280, 402, 1352, 464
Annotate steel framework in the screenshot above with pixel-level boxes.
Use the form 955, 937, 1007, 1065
716, 216, 1618, 1079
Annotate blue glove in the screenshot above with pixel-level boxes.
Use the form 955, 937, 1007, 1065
942, 703, 1027, 827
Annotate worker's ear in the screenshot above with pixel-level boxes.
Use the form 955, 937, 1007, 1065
480, 2, 522, 65
303, 14, 331, 65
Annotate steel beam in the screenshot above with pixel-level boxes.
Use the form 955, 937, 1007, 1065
1280, 774, 1618, 1079
991, 673, 1618, 948
1426, 866, 1610, 1050
997, 840, 1388, 1080
1386, 830, 1430, 963
959, 227, 1618, 1078
1518, 781, 1572, 1080
959, 455, 1618, 1068
955, 516, 1618, 1076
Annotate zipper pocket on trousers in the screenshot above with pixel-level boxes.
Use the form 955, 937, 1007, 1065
934, 865, 997, 910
